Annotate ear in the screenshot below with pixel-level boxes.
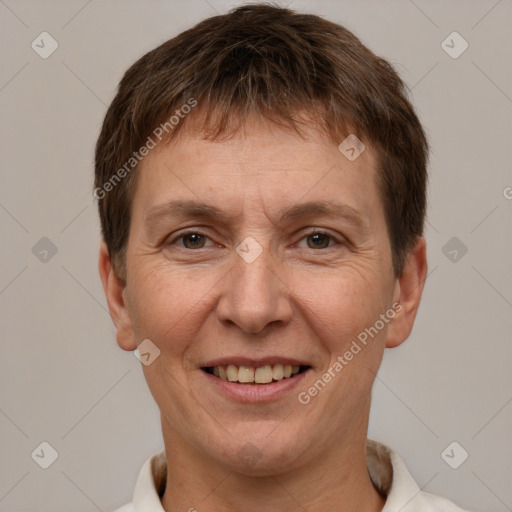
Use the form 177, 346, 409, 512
385, 237, 428, 349
98, 241, 137, 351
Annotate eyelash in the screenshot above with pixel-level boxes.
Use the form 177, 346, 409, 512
167, 229, 342, 250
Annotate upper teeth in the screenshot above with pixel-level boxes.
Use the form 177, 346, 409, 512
212, 364, 301, 384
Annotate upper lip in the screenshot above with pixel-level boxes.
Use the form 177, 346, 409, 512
201, 356, 311, 368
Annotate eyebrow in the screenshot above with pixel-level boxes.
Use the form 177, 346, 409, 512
144, 199, 369, 231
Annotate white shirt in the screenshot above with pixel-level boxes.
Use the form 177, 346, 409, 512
111, 439, 469, 512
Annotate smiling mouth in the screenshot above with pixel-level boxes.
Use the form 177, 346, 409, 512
202, 364, 311, 384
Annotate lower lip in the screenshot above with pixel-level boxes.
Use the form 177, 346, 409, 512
201, 369, 311, 402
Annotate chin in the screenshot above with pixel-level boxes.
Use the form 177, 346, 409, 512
218, 434, 309, 476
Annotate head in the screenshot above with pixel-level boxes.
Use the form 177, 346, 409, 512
96, 3, 428, 474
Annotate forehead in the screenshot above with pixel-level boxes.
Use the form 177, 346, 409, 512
133, 115, 383, 228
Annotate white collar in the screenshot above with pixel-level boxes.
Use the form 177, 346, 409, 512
128, 439, 466, 511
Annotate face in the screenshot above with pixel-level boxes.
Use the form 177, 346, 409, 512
101, 114, 425, 476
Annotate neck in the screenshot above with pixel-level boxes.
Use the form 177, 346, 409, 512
160, 411, 386, 512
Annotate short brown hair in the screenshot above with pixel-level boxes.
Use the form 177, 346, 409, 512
94, 3, 429, 281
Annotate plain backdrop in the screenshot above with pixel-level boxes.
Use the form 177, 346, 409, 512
0, 1, 511, 511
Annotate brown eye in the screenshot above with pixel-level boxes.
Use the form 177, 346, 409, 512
166, 230, 213, 249
307, 232, 331, 249
298, 231, 339, 250
182, 232, 207, 249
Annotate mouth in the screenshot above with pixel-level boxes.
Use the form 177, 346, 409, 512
201, 363, 312, 384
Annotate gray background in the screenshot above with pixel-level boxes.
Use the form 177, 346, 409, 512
0, 0, 511, 511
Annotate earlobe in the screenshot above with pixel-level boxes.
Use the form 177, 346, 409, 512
98, 242, 137, 351
385, 237, 428, 349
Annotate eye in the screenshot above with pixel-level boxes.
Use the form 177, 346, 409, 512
170, 231, 215, 249
167, 229, 342, 250
296, 230, 340, 249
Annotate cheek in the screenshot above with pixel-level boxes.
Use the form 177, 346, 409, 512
127, 262, 211, 357
293, 263, 388, 347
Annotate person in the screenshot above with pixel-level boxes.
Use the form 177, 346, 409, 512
94, 4, 470, 511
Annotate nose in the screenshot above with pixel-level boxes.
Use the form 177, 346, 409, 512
215, 247, 293, 336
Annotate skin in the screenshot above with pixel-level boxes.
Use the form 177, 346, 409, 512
99, 113, 427, 512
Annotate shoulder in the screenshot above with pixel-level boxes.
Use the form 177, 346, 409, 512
366, 439, 469, 512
